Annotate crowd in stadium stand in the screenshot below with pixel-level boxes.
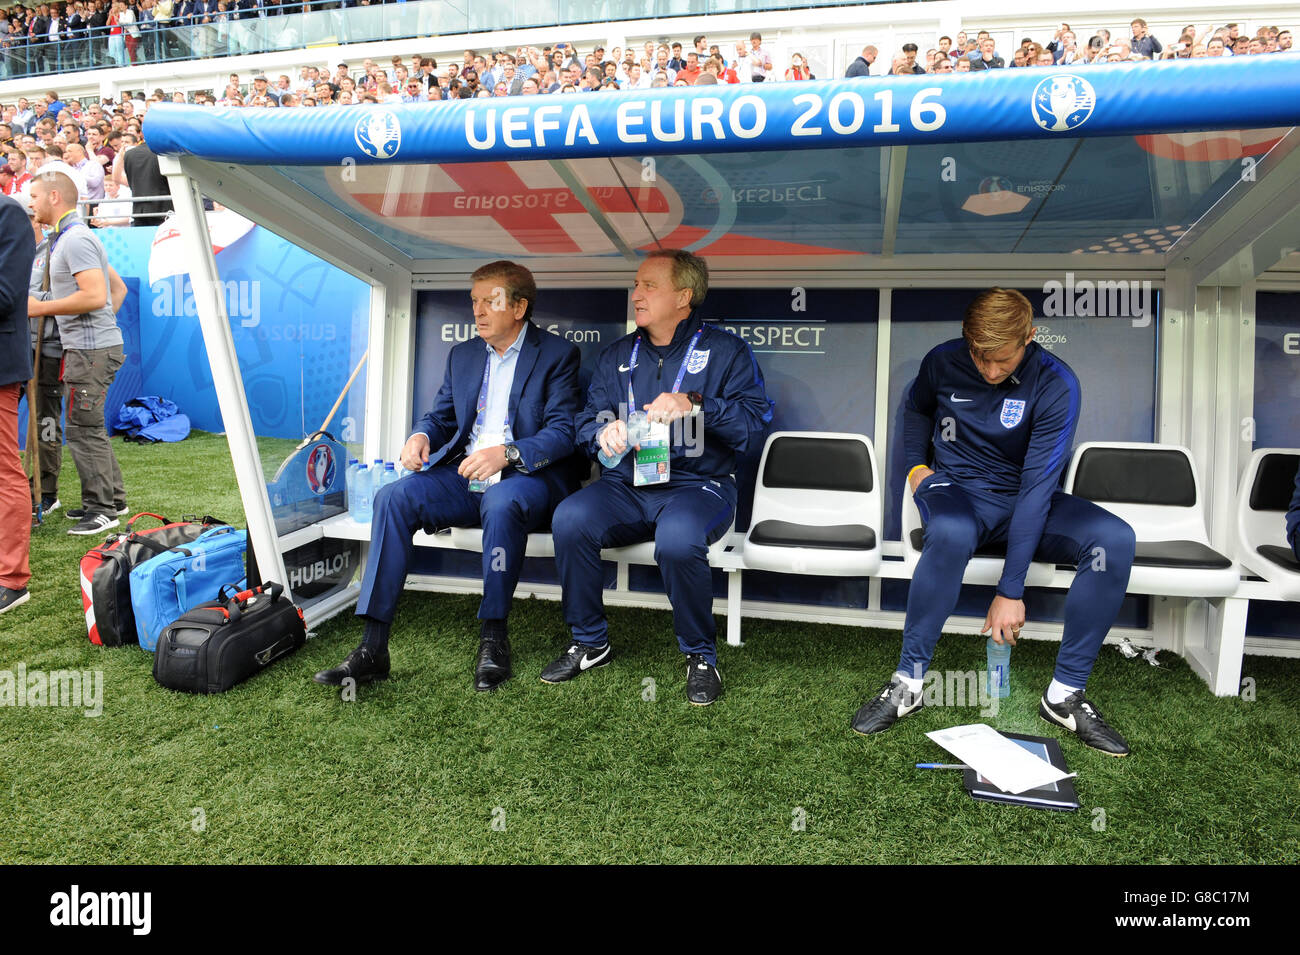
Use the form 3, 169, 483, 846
0, 18, 1293, 219
0, 6, 1295, 81
0, 91, 147, 223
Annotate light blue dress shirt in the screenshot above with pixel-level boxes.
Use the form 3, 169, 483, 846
466, 321, 528, 454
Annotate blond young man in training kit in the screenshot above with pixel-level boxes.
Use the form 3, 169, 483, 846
853, 289, 1137, 754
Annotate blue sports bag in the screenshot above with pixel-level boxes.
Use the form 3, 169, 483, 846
130, 525, 248, 652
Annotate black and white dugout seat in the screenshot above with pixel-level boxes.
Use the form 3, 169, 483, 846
1236, 448, 1300, 601
1063, 442, 1240, 598
742, 432, 882, 577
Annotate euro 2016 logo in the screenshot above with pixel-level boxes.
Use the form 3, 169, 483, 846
354, 110, 401, 160
306, 444, 336, 494
1031, 76, 1096, 133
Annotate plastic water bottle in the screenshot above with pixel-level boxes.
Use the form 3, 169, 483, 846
382, 461, 397, 492
598, 412, 651, 469
369, 460, 388, 506
345, 458, 359, 511
350, 464, 372, 523
986, 637, 1011, 699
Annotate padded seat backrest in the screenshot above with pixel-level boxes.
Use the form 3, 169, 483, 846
1064, 442, 1210, 546
751, 432, 879, 532
1236, 448, 1300, 561
1071, 446, 1196, 507
762, 435, 874, 494
1250, 452, 1300, 512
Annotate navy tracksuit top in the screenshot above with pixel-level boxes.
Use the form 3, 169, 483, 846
575, 313, 775, 483
903, 338, 1082, 598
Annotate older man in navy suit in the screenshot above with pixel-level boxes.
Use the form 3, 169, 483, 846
316, 261, 583, 692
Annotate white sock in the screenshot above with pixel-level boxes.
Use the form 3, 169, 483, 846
1047, 678, 1080, 705
895, 671, 924, 695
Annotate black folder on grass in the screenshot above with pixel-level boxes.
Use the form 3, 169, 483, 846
963, 732, 1079, 811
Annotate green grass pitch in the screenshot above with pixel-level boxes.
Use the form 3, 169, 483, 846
3, 430, 1297, 863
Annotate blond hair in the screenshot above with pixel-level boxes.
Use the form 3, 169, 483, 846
645, 248, 708, 308
963, 288, 1034, 355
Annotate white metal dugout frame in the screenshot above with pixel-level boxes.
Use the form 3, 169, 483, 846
150, 59, 1300, 695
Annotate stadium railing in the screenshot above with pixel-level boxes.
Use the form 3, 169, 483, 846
0, 0, 889, 79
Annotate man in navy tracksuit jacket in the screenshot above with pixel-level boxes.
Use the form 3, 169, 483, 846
853, 288, 1137, 754
1287, 464, 1300, 562
544, 249, 774, 704
315, 261, 583, 693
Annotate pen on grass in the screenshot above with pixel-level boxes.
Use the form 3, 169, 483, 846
915, 763, 971, 770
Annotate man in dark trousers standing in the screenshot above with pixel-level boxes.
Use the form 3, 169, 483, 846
315, 261, 583, 692
0, 190, 36, 613
27, 186, 126, 524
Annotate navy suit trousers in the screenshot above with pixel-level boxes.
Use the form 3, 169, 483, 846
356, 464, 553, 624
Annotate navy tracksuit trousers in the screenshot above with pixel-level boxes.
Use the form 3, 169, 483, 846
903, 474, 1136, 687
553, 475, 736, 665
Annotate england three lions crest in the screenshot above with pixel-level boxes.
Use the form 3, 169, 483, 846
355, 110, 402, 160
1000, 399, 1026, 429
1031, 75, 1096, 133
685, 349, 710, 374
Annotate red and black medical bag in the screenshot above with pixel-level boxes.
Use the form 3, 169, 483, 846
79, 513, 228, 647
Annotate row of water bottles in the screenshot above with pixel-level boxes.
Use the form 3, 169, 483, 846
346, 458, 404, 523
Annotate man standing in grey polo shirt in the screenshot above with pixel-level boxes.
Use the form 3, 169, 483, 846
27, 168, 127, 536
26, 193, 65, 522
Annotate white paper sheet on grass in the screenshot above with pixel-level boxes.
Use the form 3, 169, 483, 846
926, 724, 1075, 794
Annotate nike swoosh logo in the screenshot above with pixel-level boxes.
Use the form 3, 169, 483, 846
254, 638, 293, 666
950, 394, 973, 403
579, 645, 611, 670
618, 363, 632, 373
1045, 706, 1076, 731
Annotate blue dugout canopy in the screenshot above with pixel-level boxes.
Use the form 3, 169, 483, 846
145, 57, 1300, 266
144, 56, 1300, 686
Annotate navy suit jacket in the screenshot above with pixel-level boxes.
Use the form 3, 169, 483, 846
0, 195, 35, 387
414, 320, 584, 504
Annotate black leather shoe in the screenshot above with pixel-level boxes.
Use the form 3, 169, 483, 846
314, 645, 390, 686
685, 653, 722, 705
851, 678, 924, 735
540, 642, 611, 684
474, 634, 512, 691
1039, 690, 1130, 756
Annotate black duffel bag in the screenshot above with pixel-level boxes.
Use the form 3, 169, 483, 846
153, 582, 306, 694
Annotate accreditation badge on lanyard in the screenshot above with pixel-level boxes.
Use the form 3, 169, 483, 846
627, 329, 702, 488
469, 353, 509, 494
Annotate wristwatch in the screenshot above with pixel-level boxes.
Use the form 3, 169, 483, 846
504, 444, 523, 468
687, 391, 704, 416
